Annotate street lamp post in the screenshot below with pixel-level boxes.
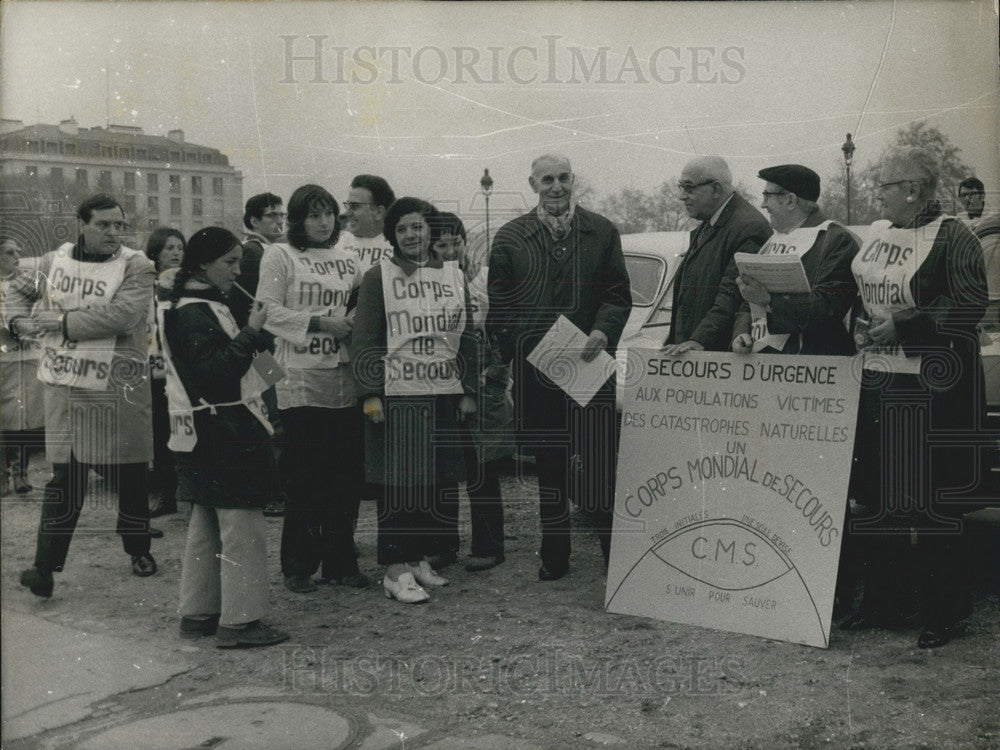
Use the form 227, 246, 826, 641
841, 133, 856, 225
480, 168, 493, 257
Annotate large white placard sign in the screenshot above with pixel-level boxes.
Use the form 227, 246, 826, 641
605, 349, 861, 648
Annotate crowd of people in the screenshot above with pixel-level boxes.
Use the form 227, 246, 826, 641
5, 147, 995, 651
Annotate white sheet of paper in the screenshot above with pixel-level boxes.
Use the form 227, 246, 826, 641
734, 252, 811, 293
526, 315, 615, 407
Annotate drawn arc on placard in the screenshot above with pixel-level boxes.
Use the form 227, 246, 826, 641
606, 518, 828, 646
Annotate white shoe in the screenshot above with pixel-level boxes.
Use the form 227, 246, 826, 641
409, 560, 449, 588
383, 572, 430, 603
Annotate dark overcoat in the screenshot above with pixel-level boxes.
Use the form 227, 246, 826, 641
669, 193, 771, 350
486, 205, 631, 434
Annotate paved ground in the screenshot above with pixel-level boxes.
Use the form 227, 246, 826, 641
2, 605, 575, 750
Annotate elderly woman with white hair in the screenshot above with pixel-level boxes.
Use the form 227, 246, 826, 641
842, 146, 988, 649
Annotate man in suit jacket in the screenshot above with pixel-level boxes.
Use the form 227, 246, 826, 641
662, 156, 771, 353
488, 154, 631, 581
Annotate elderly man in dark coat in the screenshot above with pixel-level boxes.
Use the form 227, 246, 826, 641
488, 154, 631, 581
663, 156, 771, 353
731, 164, 860, 356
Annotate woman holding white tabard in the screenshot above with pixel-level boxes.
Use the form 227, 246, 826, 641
352, 198, 478, 603
731, 164, 859, 356
0, 237, 44, 494
257, 185, 368, 594
161, 227, 288, 648
841, 147, 987, 649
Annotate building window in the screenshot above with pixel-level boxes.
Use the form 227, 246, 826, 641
136, 148, 147, 160
45, 141, 58, 154
102, 145, 113, 157
122, 195, 136, 214
191, 175, 202, 194
192, 198, 203, 216
124, 171, 136, 191
65, 143, 76, 156
26, 140, 39, 153
169, 151, 181, 163
169, 175, 180, 193
170, 197, 181, 215
76, 168, 88, 188
25, 165, 38, 179
147, 173, 158, 192
50, 167, 63, 184
212, 177, 224, 196
148, 196, 159, 214
99, 171, 113, 191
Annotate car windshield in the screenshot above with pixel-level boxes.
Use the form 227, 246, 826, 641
625, 255, 665, 307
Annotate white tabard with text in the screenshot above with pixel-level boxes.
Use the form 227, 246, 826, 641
606, 349, 861, 648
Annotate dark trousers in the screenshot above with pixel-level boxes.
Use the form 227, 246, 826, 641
149, 378, 177, 500
34, 456, 151, 572
844, 516, 972, 629
524, 391, 617, 572
279, 406, 363, 579
463, 443, 505, 557
377, 482, 458, 565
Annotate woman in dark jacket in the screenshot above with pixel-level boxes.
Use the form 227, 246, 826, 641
842, 147, 988, 649
352, 198, 478, 603
161, 226, 288, 648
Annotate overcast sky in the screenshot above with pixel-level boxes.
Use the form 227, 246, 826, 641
2, 0, 998, 219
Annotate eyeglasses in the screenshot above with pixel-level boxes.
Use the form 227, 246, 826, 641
91, 220, 127, 232
342, 201, 373, 211
677, 180, 717, 194
762, 191, 789, 199
958, 192, 982, 200
263, 211, 286, 220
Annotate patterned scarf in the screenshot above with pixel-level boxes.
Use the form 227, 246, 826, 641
536, 201, 576, 241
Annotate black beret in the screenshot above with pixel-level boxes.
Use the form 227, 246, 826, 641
757, 164, 820, 202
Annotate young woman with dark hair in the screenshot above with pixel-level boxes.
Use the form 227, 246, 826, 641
256, 184, 369, 594
161, 226, 287, 648
352, 198, 479, 603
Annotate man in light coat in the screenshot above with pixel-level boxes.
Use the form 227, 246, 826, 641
16, 194, 157, 598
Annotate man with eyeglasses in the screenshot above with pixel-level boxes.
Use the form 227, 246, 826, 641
235, 192, 285, 327
14, 193, 158, 598
235, 193, 288, 517
335, 174, 396, 272
731, 164, 859, 357
662, 156, 770, 354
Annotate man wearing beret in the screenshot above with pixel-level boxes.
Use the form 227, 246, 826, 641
731, 164, 860, 355
662, 156, 771, 354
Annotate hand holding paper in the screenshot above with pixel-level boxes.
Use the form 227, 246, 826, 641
527, 315, 616, 407
734, 252, 810, 294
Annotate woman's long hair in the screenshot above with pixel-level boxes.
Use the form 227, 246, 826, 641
170, 226, 241, 302
145, 226, 186, 272
286, 184, 340, 250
